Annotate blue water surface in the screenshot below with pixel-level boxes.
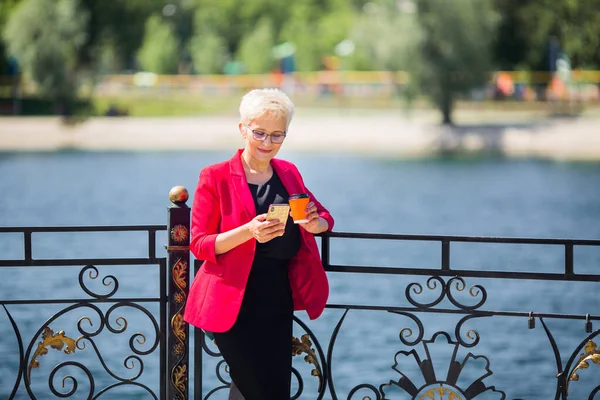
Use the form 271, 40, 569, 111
1, 150, 599, 399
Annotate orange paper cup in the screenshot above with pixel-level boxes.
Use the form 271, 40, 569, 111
289, 193, 310, 224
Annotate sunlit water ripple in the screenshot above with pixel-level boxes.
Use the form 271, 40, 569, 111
1, 150, 599, 399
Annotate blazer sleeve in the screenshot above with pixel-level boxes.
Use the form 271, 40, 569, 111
307, 186, 335, 232
292, 164, 335, 231
190, 167, 220, 264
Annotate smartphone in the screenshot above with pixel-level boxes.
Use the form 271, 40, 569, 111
266, 204, 290, 226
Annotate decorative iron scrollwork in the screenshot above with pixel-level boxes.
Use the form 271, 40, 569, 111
201, 316, 327, 399
446, 277, 487, 311
292, 334, 324, 391
382, 332, 505, 399
406, 276, 446, 309
292, 316, 327, 398
391, 311, 425, 346
27, 327, 77, 381
329, 277, 503, 400
79, 265, 118, 299
406, 276, 487, 311
568, 340, 600, 389
21, 266, 162, 399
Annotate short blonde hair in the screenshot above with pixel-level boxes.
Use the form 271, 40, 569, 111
239, 88, 295, 129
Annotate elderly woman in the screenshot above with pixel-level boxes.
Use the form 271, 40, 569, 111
183, 88, 334, 399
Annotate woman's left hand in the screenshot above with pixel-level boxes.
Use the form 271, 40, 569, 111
299, 201, 322, 233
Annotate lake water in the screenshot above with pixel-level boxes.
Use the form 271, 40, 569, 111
1, 150, 599, 399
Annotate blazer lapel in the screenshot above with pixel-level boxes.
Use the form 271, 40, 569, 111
229, 149, 256, 220
272, 158, 302, 197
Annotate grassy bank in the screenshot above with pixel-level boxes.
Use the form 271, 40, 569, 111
92, 92, 600, 119
92, 93, 240, 117
4, 91, 599, 120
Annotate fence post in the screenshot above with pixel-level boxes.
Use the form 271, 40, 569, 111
166, 186, 191, 400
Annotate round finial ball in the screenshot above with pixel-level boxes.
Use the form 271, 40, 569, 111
169, 186, 189, 203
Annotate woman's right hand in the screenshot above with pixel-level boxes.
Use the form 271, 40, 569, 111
246, 214, 285, 243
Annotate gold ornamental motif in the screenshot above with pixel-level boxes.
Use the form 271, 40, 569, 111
174, 343, 185, 356
169, 186, 189, 204
174, 292, 184, 304
419, 385, 463, 400
172, 258, 188, 289
170, 254, 188, 400
170, 225, 189, 243
172, 313, 187, 341
568, 340, 600, 393
292, 334, 324, 391
28, 327, 77, 380
171, 363, 188, 399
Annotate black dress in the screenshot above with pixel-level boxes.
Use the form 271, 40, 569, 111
213, 171, 301, 400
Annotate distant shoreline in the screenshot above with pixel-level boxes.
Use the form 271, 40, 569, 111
1, 112, 599, 161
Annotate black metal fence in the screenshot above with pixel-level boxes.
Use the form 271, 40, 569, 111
1, 187, 599, 399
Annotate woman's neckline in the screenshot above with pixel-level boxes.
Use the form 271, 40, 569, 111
248, 172, 276, 187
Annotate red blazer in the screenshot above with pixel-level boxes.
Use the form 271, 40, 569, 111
183, 149, 334, 332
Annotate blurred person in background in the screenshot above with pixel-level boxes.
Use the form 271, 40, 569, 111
183, 88, 334, 400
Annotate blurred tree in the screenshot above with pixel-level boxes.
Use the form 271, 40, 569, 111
0, 0, 22, 74
192, 0, 364, 72
0, 0, 21, 28
3, 0, 170, 74
278, 0, 321, 72
315, 0, 357, 68
348, 0, 420, 72
78, 0, 168, 72
137, 14, 179, 74
236, 18, 274, 74
517, 0, 600, 70
192, 0, 288, 56
3, 0, 88, 113
491, 0, 528, 70
277, 0, 357, 72
413, 0, 498, 124
189, 24, 230, 74
493, 0, 600, 70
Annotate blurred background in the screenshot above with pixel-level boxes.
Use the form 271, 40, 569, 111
0, 0, 599, 122
1, 1, 600, 399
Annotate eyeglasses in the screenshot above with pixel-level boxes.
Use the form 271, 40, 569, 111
244, 125, 287, 144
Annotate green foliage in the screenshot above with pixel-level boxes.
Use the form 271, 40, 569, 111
315, 0, 357, 59
236, 18, 274, 74
348, 0, 420, 72
3, 0, 88, 106
137, 14, 179, 74
493, 0, 600, 70
517, 0, 600, 70
191, 0, 288, 56
92, 92, 241, 116
3, 0, 600, 121
96, 39, 119, 74
192, 0, 361, 73
0, 0, 21, 28
79, 0, 168, 71
413, 0, 499, 124
0, 0, 22, 73
278, 1, 320, 72
189, 26, 230, 74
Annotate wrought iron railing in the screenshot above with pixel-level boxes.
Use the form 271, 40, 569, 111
195, 233, 600, 399
1, 186, 599, 399
0, 186, 190, 399
315, 232, 600, 399
0, 224, 168, 399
